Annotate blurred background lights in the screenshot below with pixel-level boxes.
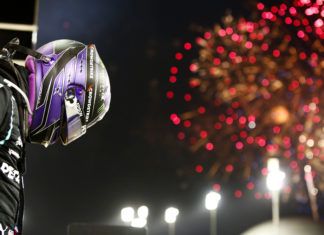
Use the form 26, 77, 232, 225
270, 106, 290, 124
166, 0, 324, 203
121, 207, 135, 223
267, 158, 280, 172
266, 158, 286, 191
267, 171, 286, 191
131, 217, 147, 228
205, 191, 221, 210
137, 205, 149, 219
164, 207, 180, 224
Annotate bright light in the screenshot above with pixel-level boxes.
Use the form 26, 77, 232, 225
121, 207, 135, 223
131, 217, 147, 228
266, 158, 285, 191
137, 205, 149, 219
304, 165, 312, 173
205, 191, 221, 210
266, 172, 286, 191
267, 158, 279, 172
164, 207, 179, 224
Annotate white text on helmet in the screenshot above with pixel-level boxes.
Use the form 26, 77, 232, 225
89, 47, 94, 80
85, 87, 93, 122
76, 101, 83, 117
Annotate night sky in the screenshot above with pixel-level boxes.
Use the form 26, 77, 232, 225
3, 0, 311, 234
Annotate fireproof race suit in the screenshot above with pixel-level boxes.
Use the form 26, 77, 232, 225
0, 80, 22, 234
0, 60, 28, 235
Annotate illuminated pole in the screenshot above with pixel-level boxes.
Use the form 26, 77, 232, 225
205, 191, 221, 235
165, 207, 179, 235
266, 158, 285, 235
210, 209, 217, 235
272, 190, 279, 234
304, 165, 319, 221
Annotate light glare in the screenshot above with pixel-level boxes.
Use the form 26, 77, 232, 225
266, 171, 286, 191
137, 206, 149, 219
164, 207, 180, 224
131, 218, 147, 228
121, 207, 135, 223
205, 191, 221, 210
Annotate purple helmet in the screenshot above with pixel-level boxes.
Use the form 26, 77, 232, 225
25, 39, 111, 147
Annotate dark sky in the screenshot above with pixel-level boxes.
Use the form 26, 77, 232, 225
8, 0, 312, 234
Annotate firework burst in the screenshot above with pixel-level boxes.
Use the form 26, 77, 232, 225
167, 0, 324, 201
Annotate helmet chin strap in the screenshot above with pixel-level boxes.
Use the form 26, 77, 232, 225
8, 43, 51, 63
0, 38, 38, 115
0, 37, 51, 63
0, 38, 54, 116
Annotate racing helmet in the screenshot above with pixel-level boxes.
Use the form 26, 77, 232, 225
25, 39, 111, 147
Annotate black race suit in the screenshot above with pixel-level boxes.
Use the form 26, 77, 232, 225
0, 77, 24, 235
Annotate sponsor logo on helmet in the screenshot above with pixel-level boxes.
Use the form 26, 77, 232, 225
89, 46, 95, 80
81, 125, 86, 134
80, 59, 84, 73
76, 101, 83, 117
0, 162, 20, 184
85, 87, 93, 122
